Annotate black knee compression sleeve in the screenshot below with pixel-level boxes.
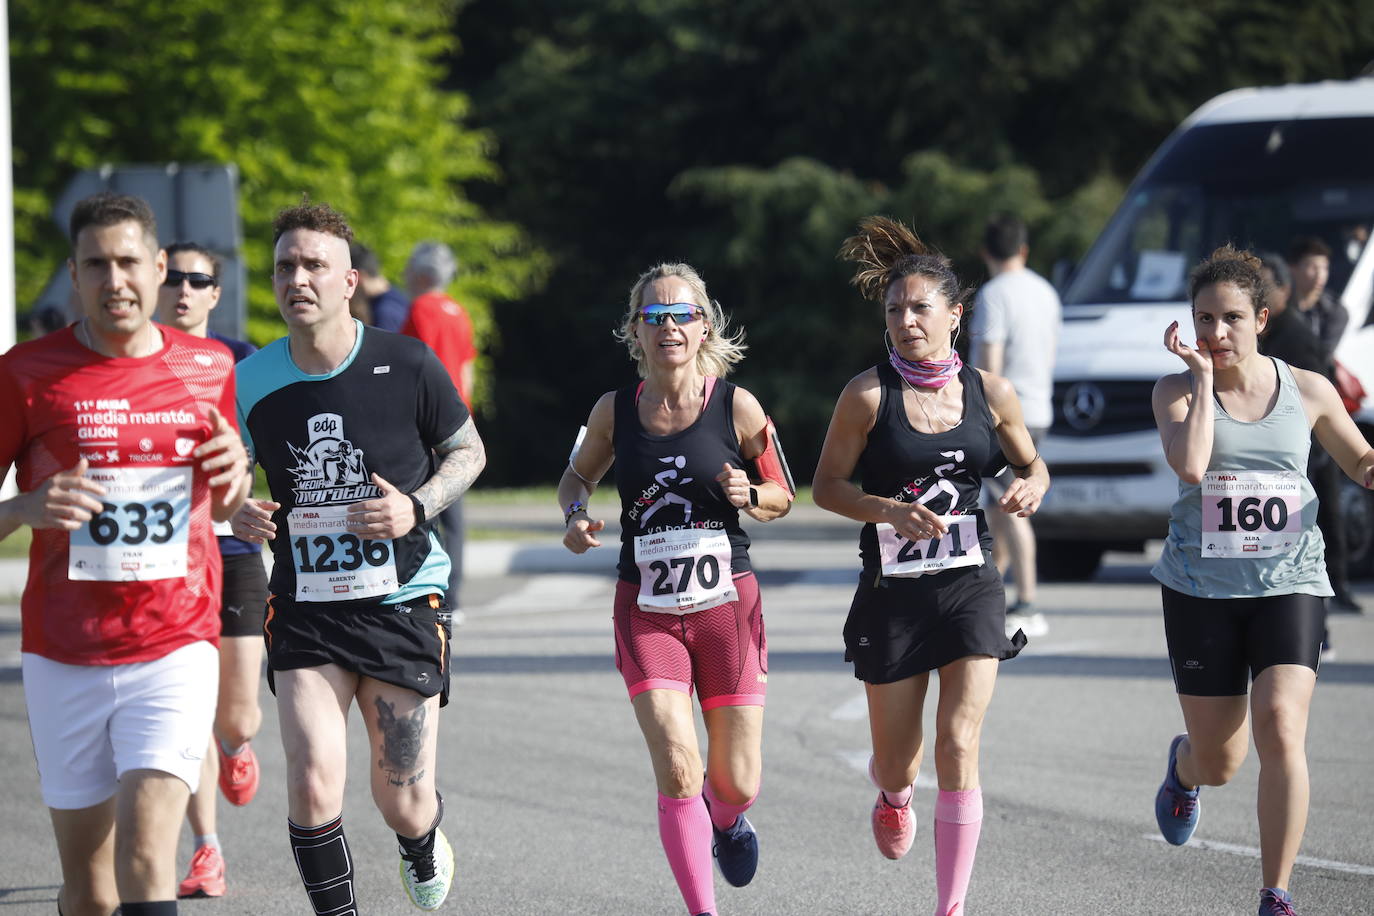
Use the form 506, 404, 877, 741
396, 790, 445, 856
288, 815, 357, 916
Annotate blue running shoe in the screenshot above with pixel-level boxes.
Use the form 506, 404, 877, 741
1155, 733, 1201, 845
711, 814, 758, 887
1258, 888, 1297, 915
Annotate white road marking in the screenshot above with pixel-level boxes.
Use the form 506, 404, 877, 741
830, 693, 868, 721
1142, 835, 1374, 876
1019, 639, 1119, 655
466, 575, 608, 619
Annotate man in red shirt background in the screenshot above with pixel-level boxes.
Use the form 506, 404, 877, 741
402, 241, 477, 615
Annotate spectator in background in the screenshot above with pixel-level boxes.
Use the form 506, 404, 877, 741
27, 303, 69, 336
349, 241, 411, 332
403, 241, 477, 618
1286, 239, 1361, 615
1257, 252, 1324, 373
971, 214, 1061, 639
1258, 252, 1348, 652
1289, 236, 1348, 360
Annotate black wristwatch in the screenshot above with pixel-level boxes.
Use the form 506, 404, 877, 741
408, 493, 427, 526
748, 487, 760, 508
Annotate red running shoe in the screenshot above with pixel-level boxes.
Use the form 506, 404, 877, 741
871, 792, 915, 860
218, 742, 260, 807
178, 843, 226, 898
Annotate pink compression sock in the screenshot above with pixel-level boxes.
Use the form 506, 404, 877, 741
657, 792, 716, 915
702, 777, 757, 832
934, 788, 983, 916
869, 755, 913, 808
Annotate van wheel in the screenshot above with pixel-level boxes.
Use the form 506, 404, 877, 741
1036, 542, 1105, 581
1343, 478, 1374, 580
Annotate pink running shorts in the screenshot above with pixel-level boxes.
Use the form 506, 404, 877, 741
613, 572, 767, 710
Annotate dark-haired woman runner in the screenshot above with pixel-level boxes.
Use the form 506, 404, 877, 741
1150, 246, 1374, 916
813, 216, 1046, 916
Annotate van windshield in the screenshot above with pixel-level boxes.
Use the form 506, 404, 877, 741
1063, 117, 1374, 305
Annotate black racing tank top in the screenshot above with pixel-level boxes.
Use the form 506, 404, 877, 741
613, 379, 752, 583
856, 362, 999, 570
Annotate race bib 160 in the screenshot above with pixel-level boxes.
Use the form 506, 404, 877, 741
1201, 470, 1301, 558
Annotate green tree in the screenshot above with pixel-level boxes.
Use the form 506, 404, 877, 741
11, 0, 546, 403
451, 0, 1372, 482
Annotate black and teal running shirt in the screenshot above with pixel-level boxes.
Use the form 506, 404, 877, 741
236, 321, 469, 607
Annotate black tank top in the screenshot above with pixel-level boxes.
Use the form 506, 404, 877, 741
613, 379, 751, 583
857, 362, 999, 570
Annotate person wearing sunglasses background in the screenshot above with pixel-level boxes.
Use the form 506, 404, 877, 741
153, 242, 268, 899
557, 263, 795, 916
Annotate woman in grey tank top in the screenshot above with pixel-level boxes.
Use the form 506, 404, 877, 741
1148, 246, 1374, 916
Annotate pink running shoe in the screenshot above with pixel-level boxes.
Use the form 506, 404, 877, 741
178, 843, 226, 898
871, 792, 915, 859
218, 742, 260, 807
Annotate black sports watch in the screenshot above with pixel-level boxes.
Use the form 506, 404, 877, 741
408, 493, 427, 526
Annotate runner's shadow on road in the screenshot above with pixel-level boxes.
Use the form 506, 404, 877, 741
1002, 654, 1374, 685
454, 652, 1374, 685
0, 885, 59, 906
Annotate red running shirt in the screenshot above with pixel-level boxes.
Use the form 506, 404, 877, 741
0, 325, 237, 665
401, 292, 477, 407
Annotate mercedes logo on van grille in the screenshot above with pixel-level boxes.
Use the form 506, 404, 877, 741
1063, 382, 1106, 430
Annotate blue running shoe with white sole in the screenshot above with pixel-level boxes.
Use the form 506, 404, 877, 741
712, 814, 758, 887
1155, 733, 1201, 845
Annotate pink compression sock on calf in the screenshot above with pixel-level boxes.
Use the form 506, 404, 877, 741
702, 777, 757, 831
869, 755, 913, 808
934, 788, 983, 916
657, 792, 716, 916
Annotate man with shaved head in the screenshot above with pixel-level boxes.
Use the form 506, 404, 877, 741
231, 201, 484, 913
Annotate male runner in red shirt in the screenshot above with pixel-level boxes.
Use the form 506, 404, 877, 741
0, 192, 248, 916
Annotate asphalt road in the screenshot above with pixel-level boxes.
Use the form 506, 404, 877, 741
1, 536, 1371, 915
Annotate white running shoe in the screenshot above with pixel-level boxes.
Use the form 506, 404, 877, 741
1005, 606, 1049, 639
399, 828, 454, 911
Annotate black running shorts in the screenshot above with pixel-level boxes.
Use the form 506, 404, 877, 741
844, 563, 1024, 684
264, 592, 452, 705
220, 552, 269, 638
1159, 586, 1325, 696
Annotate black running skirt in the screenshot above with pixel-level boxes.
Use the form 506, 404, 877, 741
843, 563, 1024, 684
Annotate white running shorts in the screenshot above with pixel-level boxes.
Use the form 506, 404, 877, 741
23, 640, 218, 809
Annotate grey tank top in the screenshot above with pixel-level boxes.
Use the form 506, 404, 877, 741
1151, 358, 1332, 599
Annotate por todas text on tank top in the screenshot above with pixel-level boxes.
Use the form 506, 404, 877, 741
1152, 357, 1331, 599
613, 379, 752, 612
857, 362, 1000, 575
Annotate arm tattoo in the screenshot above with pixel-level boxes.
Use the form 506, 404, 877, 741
413, 417, 486, 517
375, 696, 428, 787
